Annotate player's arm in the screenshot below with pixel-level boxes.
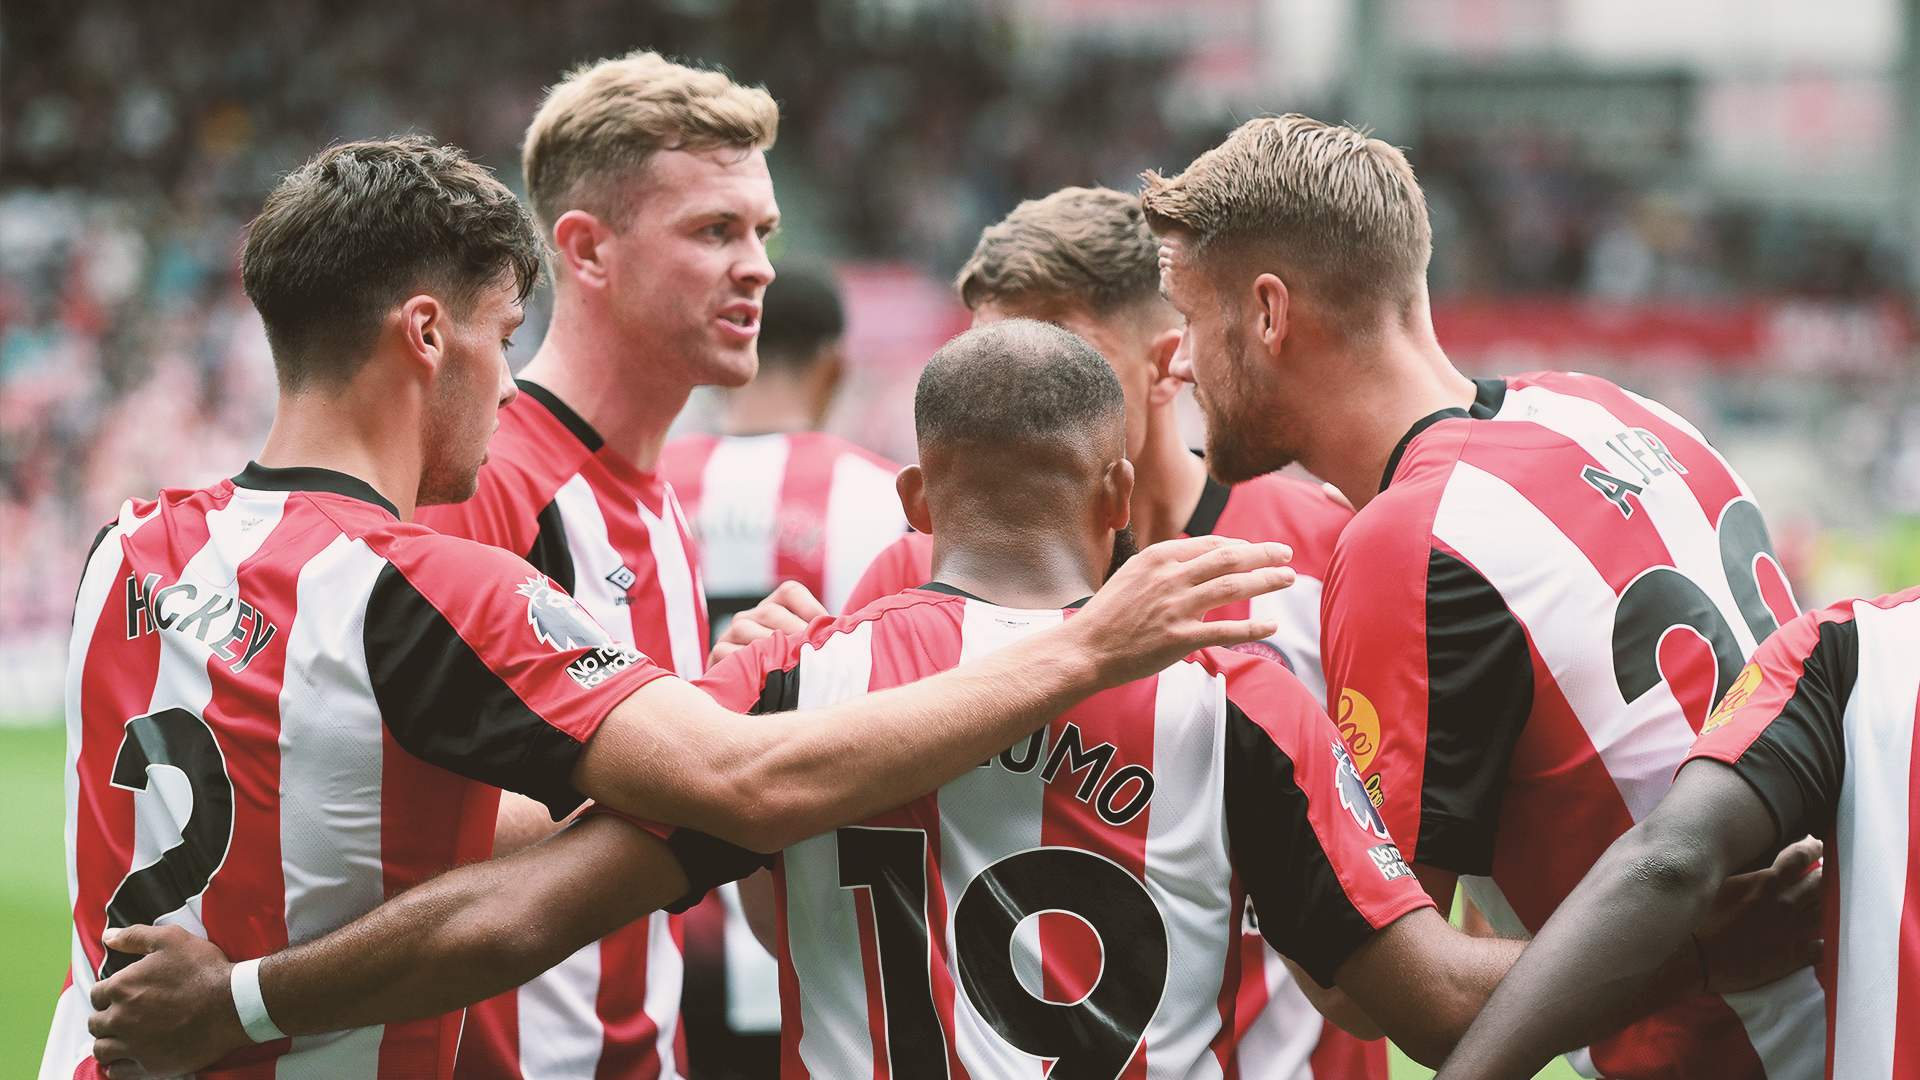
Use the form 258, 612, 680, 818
87, 814, 697, 1080
1431, 761, 1788, 1079
578, 535, 1294, 852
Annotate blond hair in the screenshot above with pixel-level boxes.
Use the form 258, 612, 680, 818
956, 187, 1162, 315
522, 50, 778, 234
1140, 114, 1431, 320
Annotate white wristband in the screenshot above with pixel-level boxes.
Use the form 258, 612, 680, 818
230, 958, 288, 1043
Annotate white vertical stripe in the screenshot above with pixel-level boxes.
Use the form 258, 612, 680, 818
274, 529, 388, 1080
551, 474, 637, 644
519, 940, 606, 1079
1232, 955, 1319, 1080
1432, 463, 1696, 822
645, 909, 686, 1076
1831, 598, 1920, 1080
639, 492, 706, 679
1720, 966, 1825, 1080
1140, 660, 1232, 1080
694, 434, 789, 600
1249, 574, 1327, 706
787, 622, 880, 1079
942, 602, 1058, 1080
36, 983, 94, 1080
821, 453, 907, 615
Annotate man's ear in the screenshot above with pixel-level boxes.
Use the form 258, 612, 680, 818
1101, 457, 1135, 531
1251, 272, 1290, 360
551, 210, 612, 289
398, 294, 448, 380
896, 464, 933, 535
1146, 326, 1186, 407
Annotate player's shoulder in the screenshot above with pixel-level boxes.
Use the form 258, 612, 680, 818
360, 519, 548, 590
487, 387, 600, 483
1215, 472, 1352, 560
658, 432, 720, 480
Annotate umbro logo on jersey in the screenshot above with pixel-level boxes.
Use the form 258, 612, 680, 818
124, 572, 278, 673
1333, 741, 1393, 841
517, 577, 613, 652
605, 565, 637, 591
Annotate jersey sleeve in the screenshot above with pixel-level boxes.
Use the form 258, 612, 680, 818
1322, 473, 1534, 878
1219, 651, 1435, 987
1687, 601, 1858, 849
363, 529, 674, 818
842, 531, 933, 615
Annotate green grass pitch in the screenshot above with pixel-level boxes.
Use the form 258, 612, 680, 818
0, 724, 1573, 1079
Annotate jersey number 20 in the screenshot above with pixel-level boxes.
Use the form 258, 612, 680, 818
838, 827, 1169, 1080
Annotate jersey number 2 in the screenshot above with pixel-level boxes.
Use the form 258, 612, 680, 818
838, 827, 1169, 1080
102, 708, 234, 977
1612, 499, 1792, 720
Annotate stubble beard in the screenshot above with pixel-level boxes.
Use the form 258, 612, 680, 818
1198, 327, 1298, 485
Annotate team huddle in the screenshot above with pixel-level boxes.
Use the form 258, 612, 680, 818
41, 48, 1919, 1080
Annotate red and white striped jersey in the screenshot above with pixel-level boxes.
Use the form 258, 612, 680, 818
696, 586, 1433, 1080
418, 382, 706, 1080
662, 431, 906, 617
41, 464, 669, 1080
1324, 371, 1825, 1079
1689, 586, 1920, 1080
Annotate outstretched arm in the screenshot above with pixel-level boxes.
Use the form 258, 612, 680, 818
577, 536, 1293, 851
1432, 759, 1795, 1079
88, 814, 684, 1080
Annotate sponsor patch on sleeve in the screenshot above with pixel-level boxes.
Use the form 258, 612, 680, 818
1368, 843, 1413, 881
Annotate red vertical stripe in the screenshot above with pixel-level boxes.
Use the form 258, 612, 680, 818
773, 856, 813, 1080
775, 434, 833, 601
595, 917, 663, 1080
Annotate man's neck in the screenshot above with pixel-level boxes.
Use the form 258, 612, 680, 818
254, 383, 424, 519
1128, 410, 1210, 546
929, 528, 1103, 611
1297, 328, 1477, 513
723, 371, 818, 436
515, 294, 694, 472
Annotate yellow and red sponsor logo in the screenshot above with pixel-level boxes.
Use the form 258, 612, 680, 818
1703, 661, 1763, 734
1334, 686, 1382, 773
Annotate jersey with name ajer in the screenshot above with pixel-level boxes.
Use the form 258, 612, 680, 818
40, 465, 669, 1080
1323, 371, 1824, 1080
662, 430, 906, 619
417, 381, 705, 1080
695, 586, 1432, 1080
1689, 586, 1920, 1080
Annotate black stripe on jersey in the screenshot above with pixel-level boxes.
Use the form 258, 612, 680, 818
1726, 618, 1856, 850
364, 563, 589, 819
1182, 469, 1232, 537
525, 498, 577, 596
1224, 700, 1381, 987
517, 380, 604, 453
1379, 378, 1507, 493
232, 462, 400, 518
1416, 548, 1533, 876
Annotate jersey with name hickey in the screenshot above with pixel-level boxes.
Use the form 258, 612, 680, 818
39, 465, 669, 1080
662, 430, 906, 618
1323, 371, 1825, 1080
417, 381, 706, 1080
1689, 586, 1920, 1080
695, 586, 1431, 1080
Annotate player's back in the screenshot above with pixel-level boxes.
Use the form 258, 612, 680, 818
45, 466, 667, 1080
699, 586, 1430, 1080
1326, 371, 1821, 1078
663, 430, 906, 617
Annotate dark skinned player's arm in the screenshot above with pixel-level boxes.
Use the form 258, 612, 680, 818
1316, 810, 1821, 1067
89, 814, 688, 1079
574, 536, 1293, 852
1434, 760, 1789, 1080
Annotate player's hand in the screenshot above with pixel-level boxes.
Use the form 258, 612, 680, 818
88, 925, 249, 1080
709, 580, 829, 665
1070, 535, 1292, 687
1693, 835, 1824, 994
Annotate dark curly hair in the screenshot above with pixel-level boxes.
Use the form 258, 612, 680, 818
241, 136, 544, 390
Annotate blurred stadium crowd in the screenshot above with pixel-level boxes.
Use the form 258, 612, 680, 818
6, 0, 1920, 720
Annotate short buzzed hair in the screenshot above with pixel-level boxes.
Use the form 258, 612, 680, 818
242, 137, 543, 391
955, 187, 1161, 316
916, 319, 1123, 454
1140, 114, 1432, 321
522, 50, 779, 235
757, 262, 844, 374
